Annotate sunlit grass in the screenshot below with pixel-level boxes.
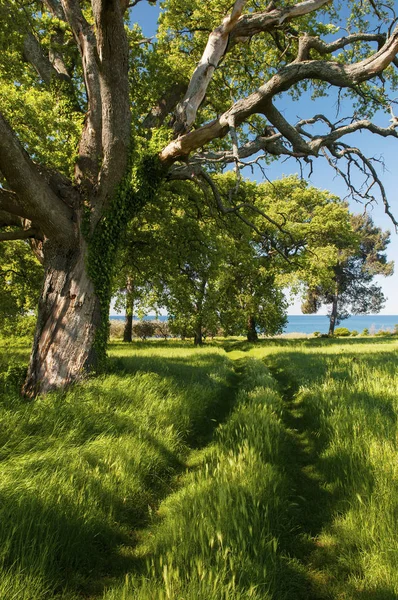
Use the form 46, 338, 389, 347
102, 359, 294, 600
0, 336, 397, 598
242, 337, 398, 599
0, 340, 234, 599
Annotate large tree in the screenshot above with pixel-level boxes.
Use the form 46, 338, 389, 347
302, 213, 394, 334
1, 0, 398, 394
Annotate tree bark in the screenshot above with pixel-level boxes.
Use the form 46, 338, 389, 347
247, 315, 258, 342
123, 276, 134, 342
328, 294, 338, 335
194, 320, 203, 346
22, 239, 102, 396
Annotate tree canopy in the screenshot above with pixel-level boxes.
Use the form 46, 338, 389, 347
1, 0, 398, 392
301, 213, 394, 334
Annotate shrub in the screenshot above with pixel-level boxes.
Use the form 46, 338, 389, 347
375, 329, 391, 337
109, 319, 124, 339
334, 327, 351, 337
351, 330, 358, 336
313, 331, 321, 337
362, 328, 369, 336
132, 320, 156, 340
154, 321, 171, 340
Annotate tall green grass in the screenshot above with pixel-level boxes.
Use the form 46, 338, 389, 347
248, 337, 398, 599
1, 336, 397, 599
0, 341, 234, 599
103, 359, 297, 600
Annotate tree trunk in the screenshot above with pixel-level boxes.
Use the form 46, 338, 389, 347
328, 294, 338, 335
22, 239, 103, 396
247, 315, 258, 342
123, 276, 134, 342
194, 321, 203, 346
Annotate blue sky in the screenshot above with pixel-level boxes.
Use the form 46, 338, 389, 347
130, 2, 398, 316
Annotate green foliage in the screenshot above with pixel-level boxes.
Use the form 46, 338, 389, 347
0, 240, 43, 335
350, 330, 358, 336
302, 213, 393, 329
374, 329, 391, 337
362, 328, 369, 336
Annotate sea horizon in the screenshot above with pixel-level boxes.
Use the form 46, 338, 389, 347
110, 314, 398, 334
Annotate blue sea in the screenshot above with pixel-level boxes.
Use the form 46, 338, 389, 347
110, 314, 398, 335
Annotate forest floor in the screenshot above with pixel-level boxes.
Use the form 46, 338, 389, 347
0, 336, 397, 599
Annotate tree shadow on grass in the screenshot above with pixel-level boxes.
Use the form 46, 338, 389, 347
0, 350, 240, 598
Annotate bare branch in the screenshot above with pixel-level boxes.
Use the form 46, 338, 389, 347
0, 228, 40, 242
326, 143, 398, 229
161, 24, 398, 163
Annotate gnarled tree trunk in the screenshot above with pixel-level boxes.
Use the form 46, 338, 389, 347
22, 238, 102, 396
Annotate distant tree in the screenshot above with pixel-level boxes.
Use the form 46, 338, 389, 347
217, 175, 355, 341
154, 321, 171, 340
302, 213, 394, 335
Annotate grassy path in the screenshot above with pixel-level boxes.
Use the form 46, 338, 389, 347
269, 368, 335, 600
1, 337, 397, 599
263, 338, 398, 600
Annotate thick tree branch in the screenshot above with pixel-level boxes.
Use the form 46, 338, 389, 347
173, 0, 331, 134
143, 82, 187, 130
61, 0, 102, 188
91, 0, 131, 207
0, 228, 40, 242
160, 24, 398, 163
231, 0, 331, 41
0, 187, 36, 220
294, 32, 387, 62
173, 0, 248, 134
0, 210, 22, 228
42, 0, 66, 21
0, 113, 74, 243
23, 32, 69, 85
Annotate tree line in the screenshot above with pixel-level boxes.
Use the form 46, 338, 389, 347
3, 173, 392, 344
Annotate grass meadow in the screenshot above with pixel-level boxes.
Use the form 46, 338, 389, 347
0, 335, 397, 598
